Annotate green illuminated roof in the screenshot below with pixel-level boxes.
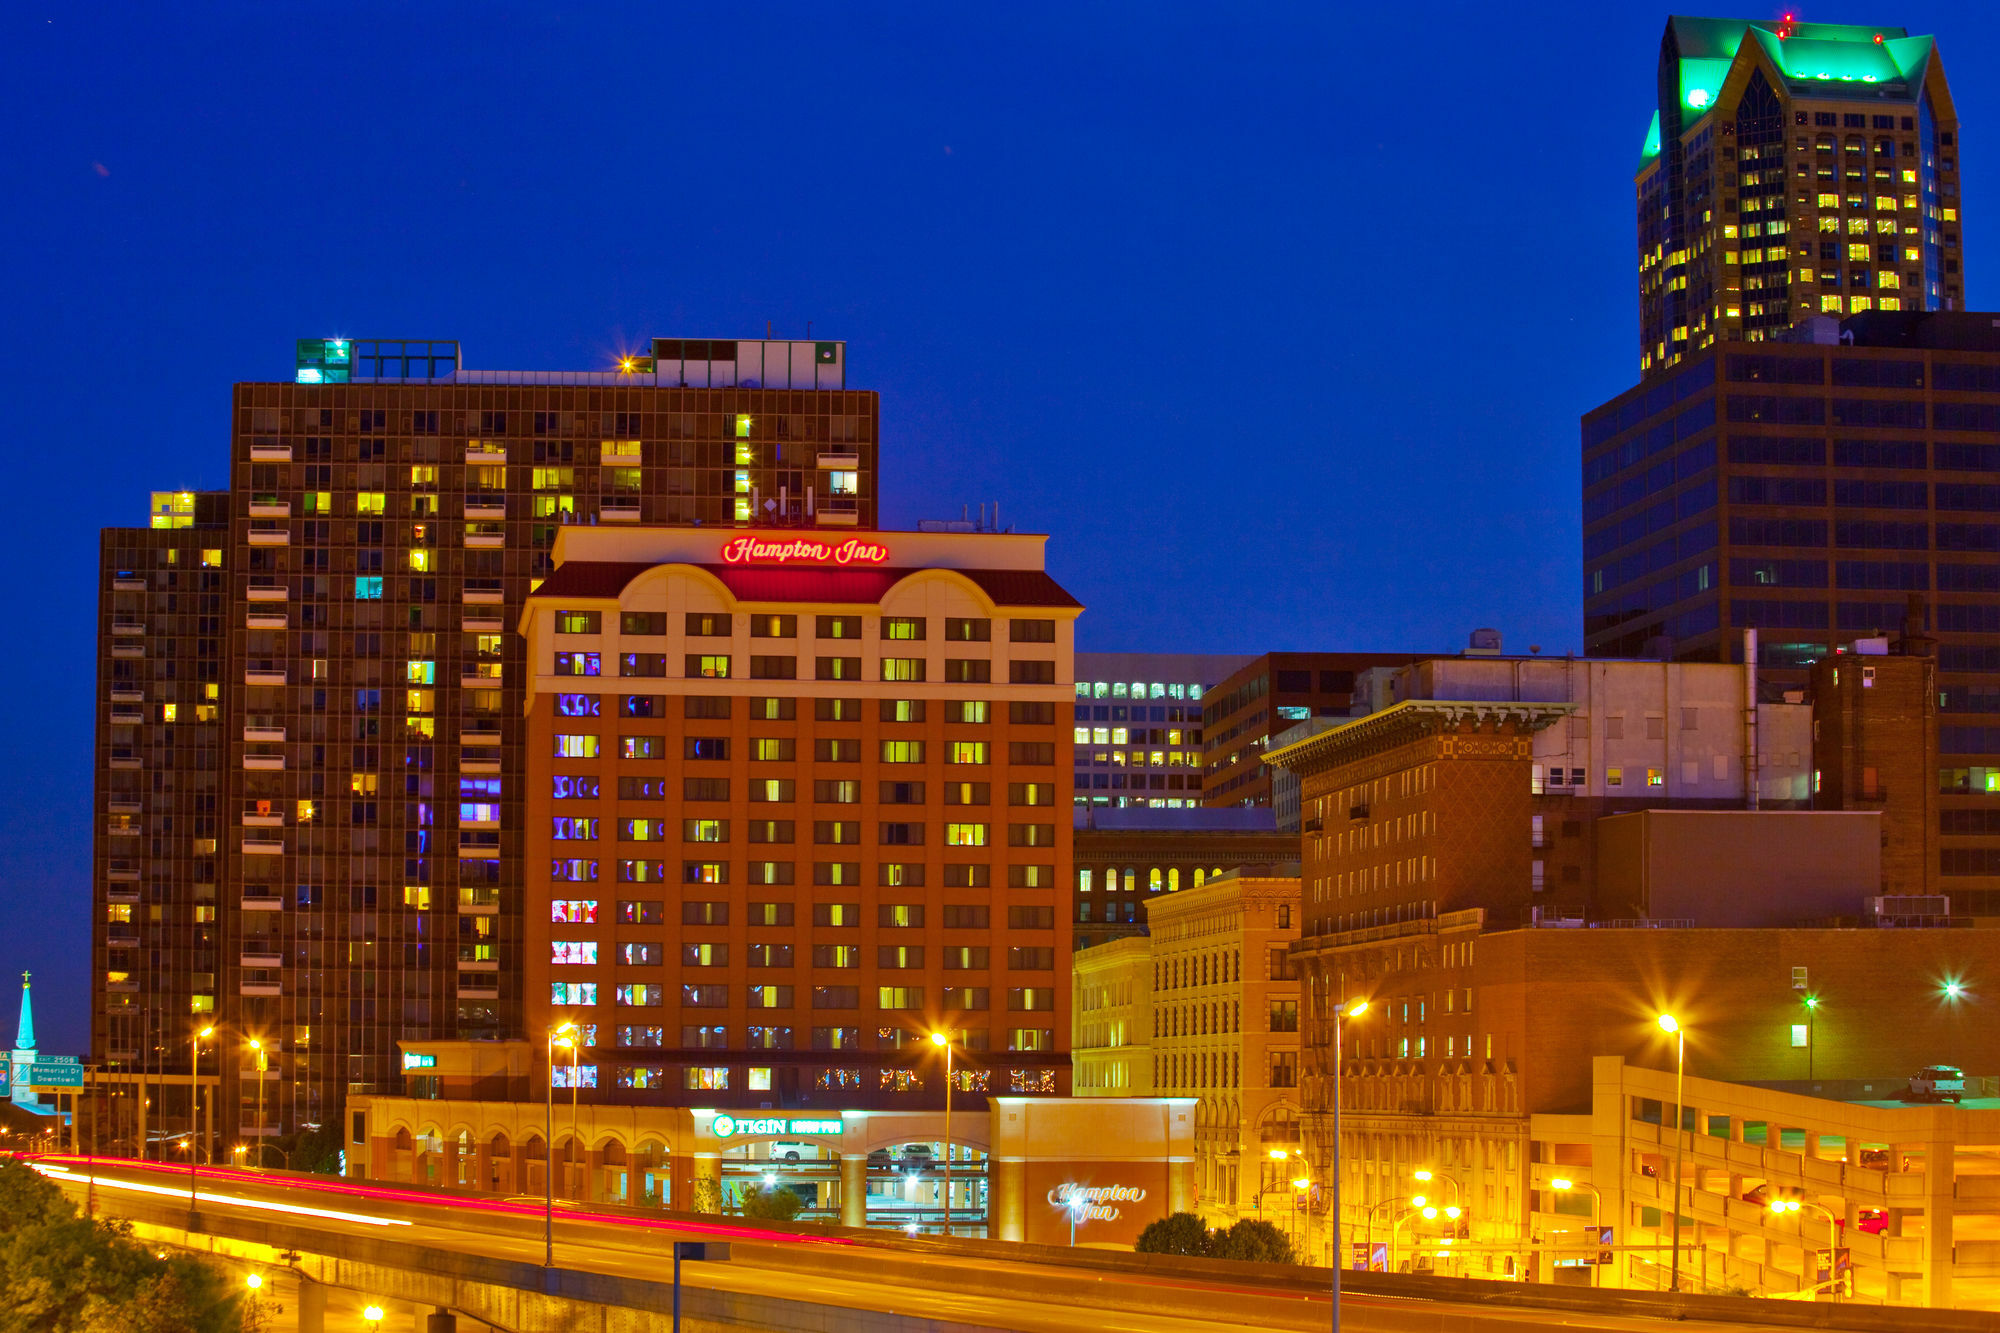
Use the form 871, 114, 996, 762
1645, 16, 1941, 166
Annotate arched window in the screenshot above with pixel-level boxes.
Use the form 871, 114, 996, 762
1194, 867, 1206, 887
1078, 868, 1092, 892
1149, 867, 1163, 892
1106, 867, 1119, 892
1126, 868, 1139, 894
1168, 867, 1180, 892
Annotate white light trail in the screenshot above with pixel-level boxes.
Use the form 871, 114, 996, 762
32, 1165, 411, 1229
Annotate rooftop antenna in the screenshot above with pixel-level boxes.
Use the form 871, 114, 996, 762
767, 320, 773, 339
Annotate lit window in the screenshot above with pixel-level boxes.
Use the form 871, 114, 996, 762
354, 576, 383, 600
1647, 769, 1665, 788
552, 941, 598, 965
944, 823, 988, 847
356, 492, 386, 515
829, 470, 859, 496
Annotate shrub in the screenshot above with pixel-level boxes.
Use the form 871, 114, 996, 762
1134, 1211, 1211, 1256
1211, 1217, 1295, 1264
738, 1183, 806, 1222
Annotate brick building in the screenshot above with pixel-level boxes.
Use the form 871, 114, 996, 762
1809, 637, 1947, 903
1070, 937, 1152, 1096
1070, 806, 1297, 950
1072, 652, 1246, 808
1201, 652, 1420, 809
519, 525, 1079, 1110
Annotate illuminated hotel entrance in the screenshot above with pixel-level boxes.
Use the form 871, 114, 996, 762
709, 1113, 989, 1235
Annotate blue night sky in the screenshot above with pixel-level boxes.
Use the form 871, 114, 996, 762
2, 3, 1994, 1053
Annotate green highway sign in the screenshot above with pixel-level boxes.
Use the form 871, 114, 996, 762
28, 1064, 83, 1088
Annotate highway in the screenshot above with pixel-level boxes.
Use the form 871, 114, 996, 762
30, 1156, 1845, 1332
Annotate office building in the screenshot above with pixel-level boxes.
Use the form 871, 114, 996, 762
1583, 315, 2000, 920
1136, 867, 1303, 1233
1072, 652, 1243, 808
1265, 656, 1812, 936
93, 336, 880, 1146
518, 524, 1079, 1110
1070, 806, 1296, 950
92, 491, 231, 1149
1202, 652, 1420, 809
1635, 15, 1960, 378
1070, 938, 1153, 1096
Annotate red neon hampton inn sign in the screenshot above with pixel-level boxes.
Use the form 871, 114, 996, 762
719, 536, 891, 567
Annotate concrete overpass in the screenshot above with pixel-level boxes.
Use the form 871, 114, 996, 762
33, 1156, 2000, 1332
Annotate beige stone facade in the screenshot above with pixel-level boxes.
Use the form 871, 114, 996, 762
1071, 868, 1302, 1233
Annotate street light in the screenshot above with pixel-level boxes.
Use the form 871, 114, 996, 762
1328, 995, 1368, 1332
929, 1031, 954, 1236
189, 1025, 214, 1222
1549, 1178, 1603, 1287
245, 1272, 263, 1291
1801, 996, 1819, 1082
363, 1304, 385, 1331
246, 1038, 269, 1167
544, 1021, 576, 1267
1657, 1012, 1687, 1293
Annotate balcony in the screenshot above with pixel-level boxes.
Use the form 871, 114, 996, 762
462, 614, 505, 633
241, 838, 285, 856
243, 723, 286, 742
247, 527, 289, 546
456, 958, 499, 971
246, 611, 287, 629
465, 445, 508, 465
460, 729, 502, 747
112, 577, 147, 592
600, 501, 641, 522
105, 889, 140, 905
465, 532, 506, 548
107, 799, 142, 814
109, 708, 144, 725
456, 982, 500, 999
248, 443, 292, 462
239, 982, 283, 997
106, 929, 140, 947
814, 508, 859, 527
106, 820, 141, 837
110, 689, 144, 704
242, 812, 283, 828
240, 895, 284, 912
244, 667, 287, 686
111, 621, 146, 636
239, 952, 283, 968
461, 756, 501, 775
246, 585, 288, 602
112, 644, 145, 659
243, 755, 286, 771
106, 863, 140, 882
817, 453, 860, 469
248, 498, 291, 519
105, 979, 139, 994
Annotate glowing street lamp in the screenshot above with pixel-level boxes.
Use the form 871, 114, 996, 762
363, 1304, 385, 1331
1658, 1013, 1687, 1293
1328, 995, 1368, 1330
1549, 1177, 1603, 1287
930, 1030, 955, 1236
189, 1024, 214, 1222
543, 1022, 576, 1266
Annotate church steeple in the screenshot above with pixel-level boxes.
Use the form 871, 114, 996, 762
13, 972, 32, 1053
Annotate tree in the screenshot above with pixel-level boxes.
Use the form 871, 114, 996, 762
284, 1122, 345, 1176
737, 1184, 806, 1222
1211, 1218, 1296, 1265
1134, 1212, 1211, 1257
0, 1158, 265, 1332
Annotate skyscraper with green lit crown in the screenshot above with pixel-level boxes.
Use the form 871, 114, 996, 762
1637, 15, 1961, 379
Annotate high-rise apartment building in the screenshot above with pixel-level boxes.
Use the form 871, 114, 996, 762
519, 525, 1079, 1109
1201, 653, 1420, 809
92, 492, 231, 1148
1071, 653, 1242, 808
94, 336, 879, 1144
1636, 16, 1960, 377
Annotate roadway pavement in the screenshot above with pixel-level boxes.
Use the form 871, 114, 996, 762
33, 1156, 1832, 1332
